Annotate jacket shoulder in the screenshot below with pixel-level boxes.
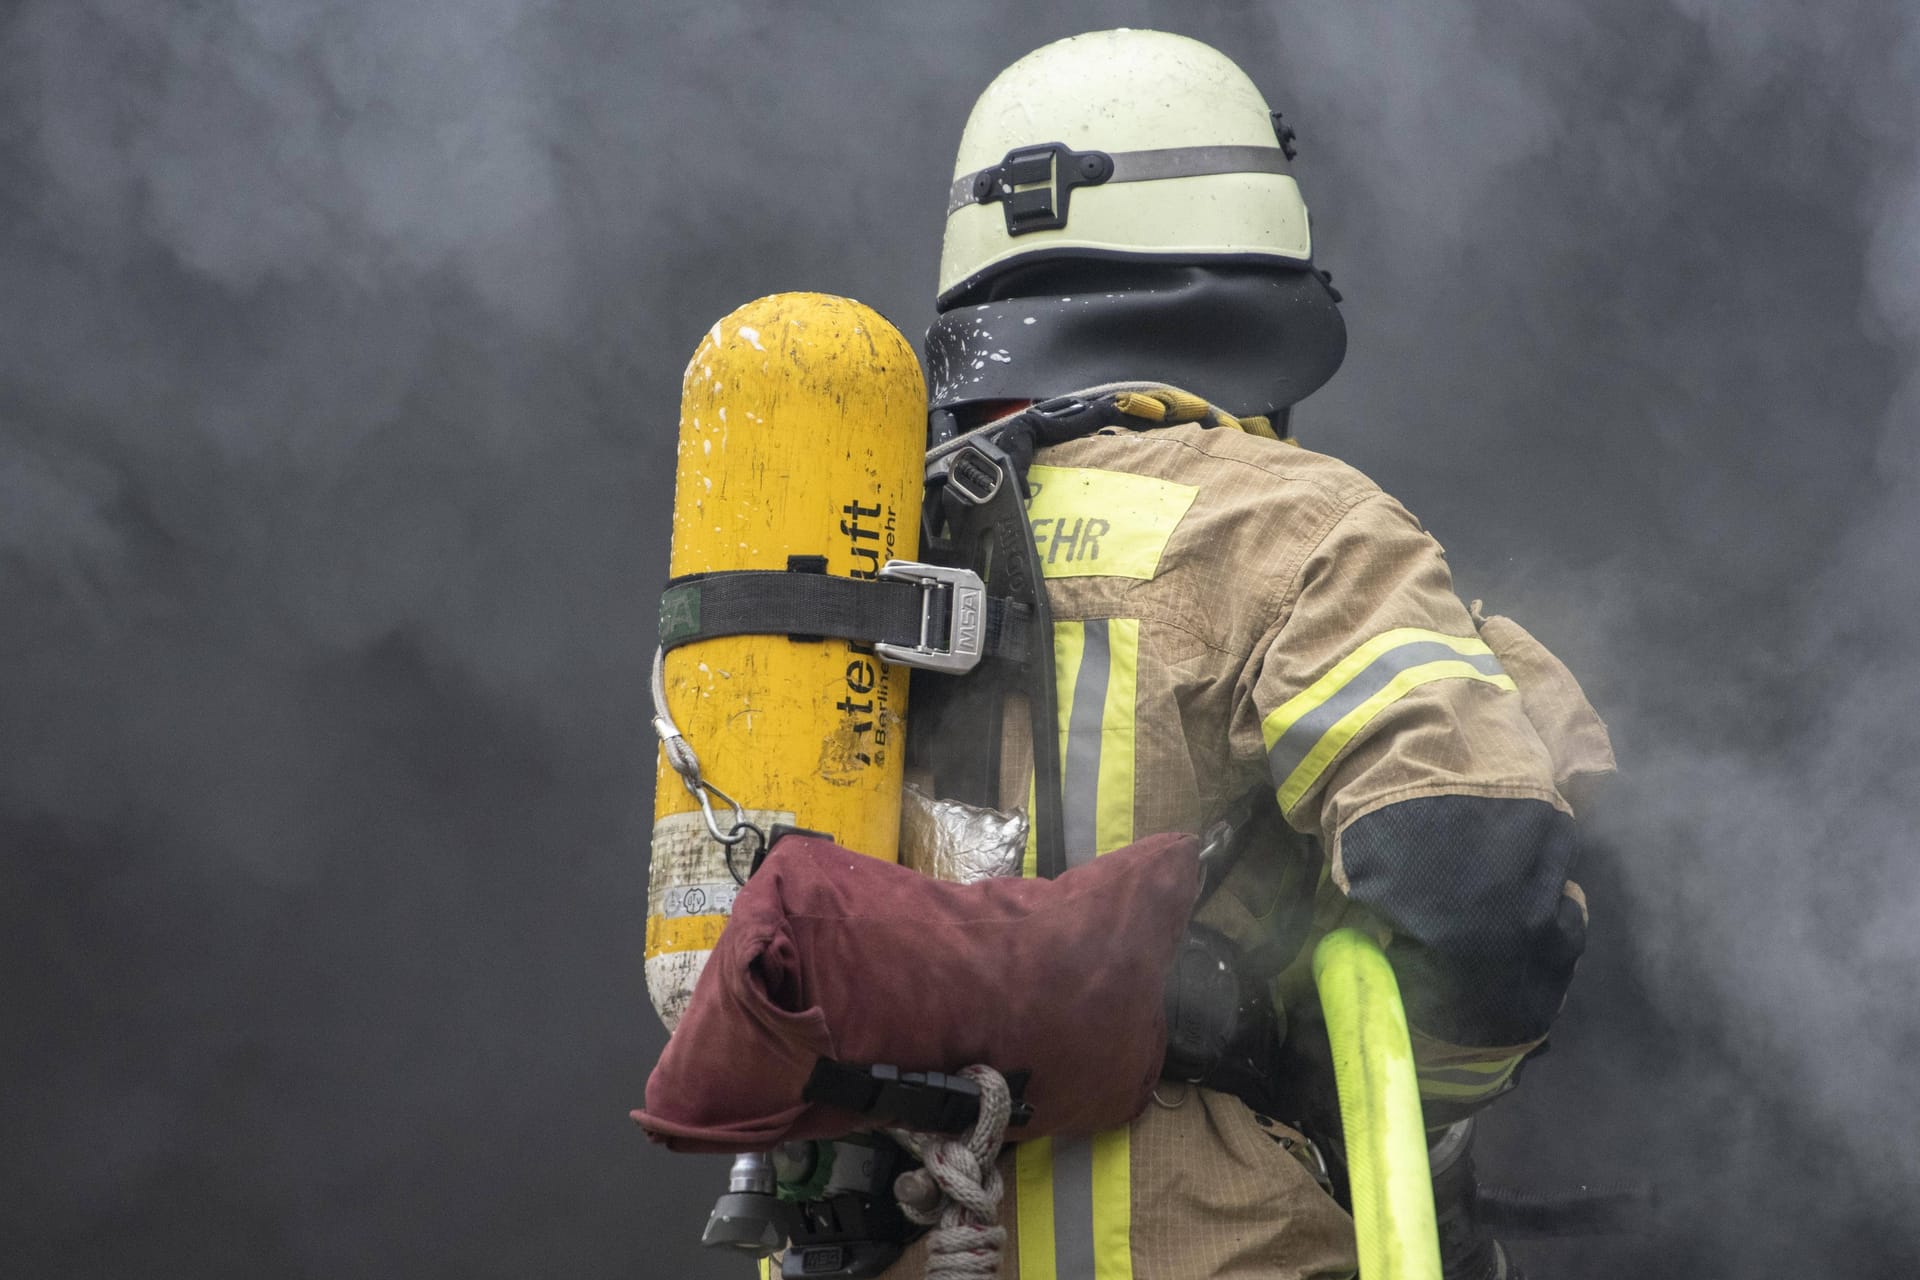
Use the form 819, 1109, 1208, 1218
1039, 421, 1384, 514
1029, 424, 1409, 648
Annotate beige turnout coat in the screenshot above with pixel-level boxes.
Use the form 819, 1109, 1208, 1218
878, 413, 1612, 1280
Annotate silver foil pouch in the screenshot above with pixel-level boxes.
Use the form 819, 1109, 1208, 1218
898, 783, 1027, 884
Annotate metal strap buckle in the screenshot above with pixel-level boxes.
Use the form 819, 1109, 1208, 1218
873, 560, 986, 673
944, 444, 1004, 507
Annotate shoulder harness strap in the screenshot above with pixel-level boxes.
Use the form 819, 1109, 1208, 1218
912, 384, 1270, 879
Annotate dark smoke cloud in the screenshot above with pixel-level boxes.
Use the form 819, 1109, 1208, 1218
1, 2, 1914, 1277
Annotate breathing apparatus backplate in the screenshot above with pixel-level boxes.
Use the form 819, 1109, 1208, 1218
926, 265, 1345, 420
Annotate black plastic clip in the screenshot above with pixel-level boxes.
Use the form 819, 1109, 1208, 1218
972, 141, 1113, 235
804, 1060, 1036, 1133
1270, 110, 1299, 160
754, 823, 835, 878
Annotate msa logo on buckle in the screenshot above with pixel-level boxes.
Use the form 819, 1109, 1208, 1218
972, 142, 1114, 235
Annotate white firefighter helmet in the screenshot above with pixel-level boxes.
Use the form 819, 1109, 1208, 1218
929, 29, 1345, 421
939, 28, 1314, 306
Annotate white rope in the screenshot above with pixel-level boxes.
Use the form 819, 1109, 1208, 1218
889, 1065, 1012, 1280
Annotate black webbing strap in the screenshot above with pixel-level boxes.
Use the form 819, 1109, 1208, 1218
660, 571, 926, 651
659, 568, 1032, 664
914, 431, 1071, 880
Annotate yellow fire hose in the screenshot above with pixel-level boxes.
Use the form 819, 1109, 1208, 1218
1313, 927, 1443, 1280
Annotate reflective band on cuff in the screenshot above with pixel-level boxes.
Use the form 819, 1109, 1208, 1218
1262, 629, 1515, 814
1417, 1054, 1523, 1102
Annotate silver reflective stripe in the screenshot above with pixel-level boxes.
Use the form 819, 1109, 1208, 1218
1108, 144, 1294, 183
1063, 619, 1110, 868
1266, 641, 1507, 785
1051, 1135, 1097, 1279
947, 144, 1294, 215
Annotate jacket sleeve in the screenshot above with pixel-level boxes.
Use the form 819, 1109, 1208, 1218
1241, 491, 1588, 1111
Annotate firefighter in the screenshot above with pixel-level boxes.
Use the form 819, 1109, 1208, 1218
886, 28, 1614, 1280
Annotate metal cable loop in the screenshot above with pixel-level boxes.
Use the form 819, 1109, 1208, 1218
650, 647, 767, 875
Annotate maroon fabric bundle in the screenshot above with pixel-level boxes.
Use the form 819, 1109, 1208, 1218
634, 832, 1201, 1153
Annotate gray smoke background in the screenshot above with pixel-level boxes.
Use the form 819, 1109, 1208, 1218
2, 0, 1915, 1275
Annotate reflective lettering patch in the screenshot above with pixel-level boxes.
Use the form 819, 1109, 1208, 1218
1026, 465, 1198, 579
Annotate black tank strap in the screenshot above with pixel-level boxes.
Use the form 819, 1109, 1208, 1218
659, 563, 1031, 669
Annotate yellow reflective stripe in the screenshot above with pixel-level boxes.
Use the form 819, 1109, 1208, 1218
1026, 465, 1198, 580
1025, 618, 1139, 867
1015, 619, 1140, 1278
1089, 621, 1136, 1277
1022, 776, 1039, 878
1091, 1126, 1134, 1279
1061, 621, 1109, 865
1022, 1130, 1134, 1280
1277, 660, 1517, 814
642, 913, 727, 959
1016, 1139, 1059, 1280
1094, 619, 1139, 855
1261, 628, 1515, 815
1022, 771, 1038, 881
1417, 1053, 1523, 1101
1262, 628, 1502, 753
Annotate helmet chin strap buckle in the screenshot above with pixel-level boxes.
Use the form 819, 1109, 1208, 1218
969, 141, 1114, 235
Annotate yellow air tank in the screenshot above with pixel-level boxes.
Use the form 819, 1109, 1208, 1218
645, 293, 926, 1031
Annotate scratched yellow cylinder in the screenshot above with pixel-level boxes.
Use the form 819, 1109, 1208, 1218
645, 293, 926, 1031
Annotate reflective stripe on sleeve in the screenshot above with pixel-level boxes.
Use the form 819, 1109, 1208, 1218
1261, 628, 1516, 815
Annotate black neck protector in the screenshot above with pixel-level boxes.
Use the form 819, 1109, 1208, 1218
925, 264, 1346, 421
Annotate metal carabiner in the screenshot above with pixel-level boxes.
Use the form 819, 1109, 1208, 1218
690, 776, 751, 848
